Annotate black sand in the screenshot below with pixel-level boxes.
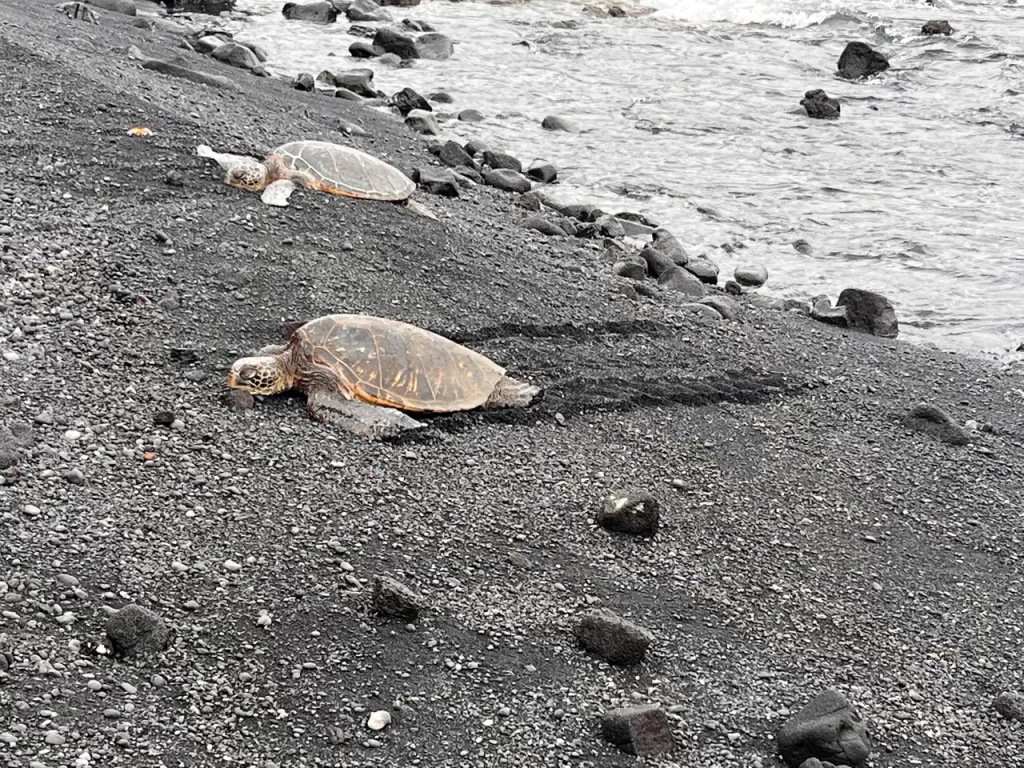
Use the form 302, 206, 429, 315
1, 2, 1023, 766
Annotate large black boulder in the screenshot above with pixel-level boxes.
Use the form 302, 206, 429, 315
837, 42, 889, 80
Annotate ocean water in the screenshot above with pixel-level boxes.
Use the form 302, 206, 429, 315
223, 0, 1024, 362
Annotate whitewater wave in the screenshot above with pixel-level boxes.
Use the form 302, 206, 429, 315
647, 0, 861, 28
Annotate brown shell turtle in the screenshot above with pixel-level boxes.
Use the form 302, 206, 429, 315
226, 314, 542, 438
196, 139, 436, 219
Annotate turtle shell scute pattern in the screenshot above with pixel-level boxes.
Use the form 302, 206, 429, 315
273, 140, 415, 201
295, 315, 506, 413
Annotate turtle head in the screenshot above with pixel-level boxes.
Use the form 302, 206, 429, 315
226, 356, 291, 395
225, 159, 269, 192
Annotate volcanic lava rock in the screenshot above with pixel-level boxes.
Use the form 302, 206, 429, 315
404, 109, 439, 135
903, 402, 971, 446
391, 86, 430, 116
700, 294, 741, 320
541, 114, 580, 133
685, 259, 719, 284
922, 20, 953, 36
317, 68, 377, 97
801, 89, 840, 119
600, 705, 674, 756
613, 258, 647, 280
638, 245, 676, 279
349, 41, 384, 58
523, 215, 566, 237
837, 41, 889, 79
659, 266, 706, 298
438, 140, 473, 168
526, 162, 557, 183
836, 288, 898, 337
811, 297, 848, 327
458, 109, 485, 123
483, 168, 532, 193
211, 42, 263, 73
596, 490, 660, 537
413, 167, 459, 197
992, 691, 1024, 722
651, 228, 688, 265
576, 608, 653, 665
415, 32, 454, 60
346, 0, 391, 22
282, 1, 338, 23
105, 605, 171, 658
776, 689, 871, 768
372, 26, 417, 58
371, 575, 423, 621
481, 149, 522, 173
293, 71, 316, 90
734, 263, 768, 287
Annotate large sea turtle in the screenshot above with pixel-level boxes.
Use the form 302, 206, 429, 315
196, 140, 436, 219
226, 314, 542, 438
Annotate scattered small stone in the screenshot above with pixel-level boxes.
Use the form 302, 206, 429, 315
366, 710, 392, 730
44, 730, 66, 746
372, 575, 423, 621
801, 89, 840, 119
776, 689, 871, 768
164, 170, 185, 187
903, 402, 971, 446
600, 705, 673, 756
428, 91, 452, 103
458, 108, 484, 123
105, 604, 171, 658
577, 608, 654, 665
596, 491, 660, 537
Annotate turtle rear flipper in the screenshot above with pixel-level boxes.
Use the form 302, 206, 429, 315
262, 179, 297, 207
307, 392, 424, 439
403, 198, 438, 221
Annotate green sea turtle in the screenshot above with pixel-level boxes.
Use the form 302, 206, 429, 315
226, 314, 542, 438
196, 140, 436, 219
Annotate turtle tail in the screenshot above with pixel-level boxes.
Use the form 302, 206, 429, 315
485, 376, 543, 409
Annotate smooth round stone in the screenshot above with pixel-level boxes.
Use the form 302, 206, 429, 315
44, 730, 65, 745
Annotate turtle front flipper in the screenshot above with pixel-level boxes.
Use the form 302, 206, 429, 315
261, 179, 298, 208
196, 145, 254, 171
306, 391, 424, 439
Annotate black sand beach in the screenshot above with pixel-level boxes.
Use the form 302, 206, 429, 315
1, 2, 1023, 766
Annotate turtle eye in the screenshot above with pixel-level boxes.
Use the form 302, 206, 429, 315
237, 365, 256, 382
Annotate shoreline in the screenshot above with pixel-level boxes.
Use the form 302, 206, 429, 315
1, 2, 1024, 767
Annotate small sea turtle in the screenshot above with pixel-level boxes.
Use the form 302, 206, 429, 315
196, 140, 436, 219
226, 314, 542, 438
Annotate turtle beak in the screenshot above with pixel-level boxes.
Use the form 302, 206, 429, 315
226, 371, 239, 388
